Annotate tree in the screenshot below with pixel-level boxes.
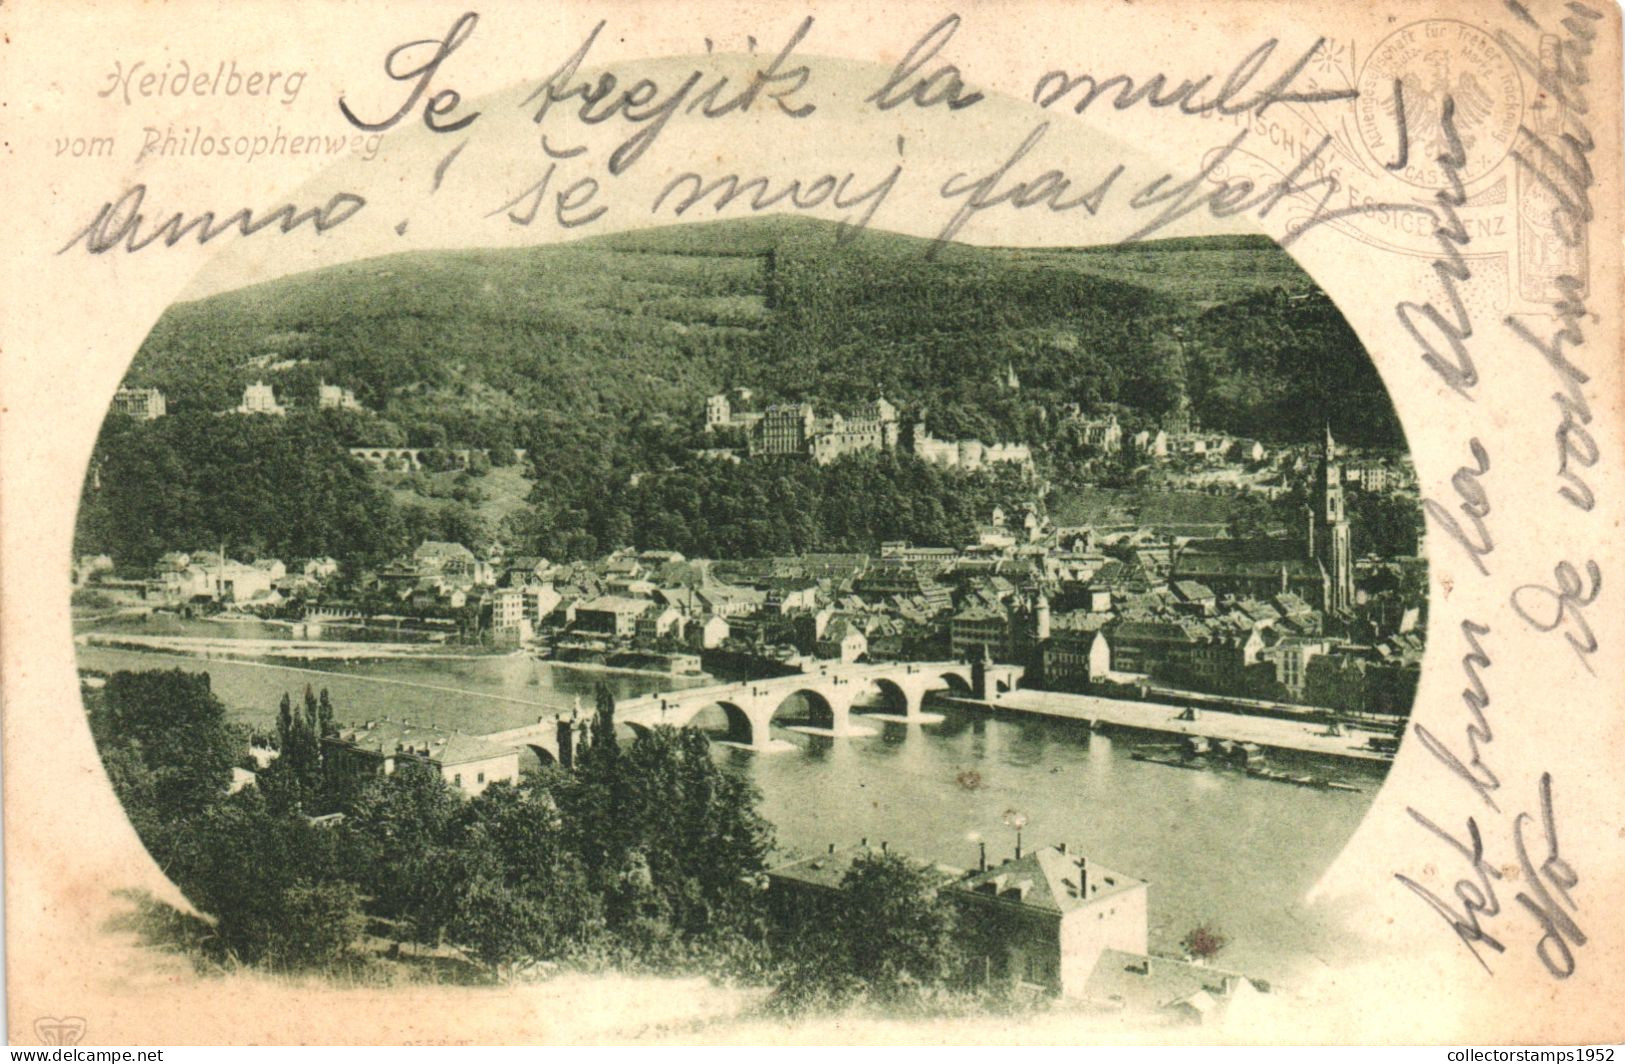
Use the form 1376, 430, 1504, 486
95, 669, 238, 822
269, 881, 367, 969
260, 686, 331, 813
164, 788, 352, 965
775, 851, 962, 1011
834, 852, 962, 996
445, 783, 603, 981
339, 759, 465, 947
451, 874, 561, 981
75, 412, 405, 570
1181, 922, 1229, 962
559, 690, 771, 958
460, 780, 603, 954
1349, 490, 1422, 557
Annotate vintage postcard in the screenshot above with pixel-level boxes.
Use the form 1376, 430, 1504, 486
1, 0, 1621, 1047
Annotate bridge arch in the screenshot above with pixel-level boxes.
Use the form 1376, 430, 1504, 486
769, 688, 838, 732
683, 699, 755, 745
853, 677, 912, 717
937, 671, 973, 695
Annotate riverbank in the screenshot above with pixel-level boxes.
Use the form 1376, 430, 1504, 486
541, 656, 714, 681
73, 646, 1372, 988
77, 631, 517, 664
948, 689, 1393, 763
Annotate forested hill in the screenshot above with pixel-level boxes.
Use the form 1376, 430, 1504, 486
82, 220, 1405, 567
123, 218, 1400, 455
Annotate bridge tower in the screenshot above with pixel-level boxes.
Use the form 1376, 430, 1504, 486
972, 645, 993, 699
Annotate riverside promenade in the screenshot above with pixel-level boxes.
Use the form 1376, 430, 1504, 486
946, 689, 1393, 763
75, 631, 506, 663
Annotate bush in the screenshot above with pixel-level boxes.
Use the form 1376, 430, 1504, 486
1181, 923, 1229, 961
269, 881, 367, 969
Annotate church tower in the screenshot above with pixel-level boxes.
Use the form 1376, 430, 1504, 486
1308, 425, 1354, 612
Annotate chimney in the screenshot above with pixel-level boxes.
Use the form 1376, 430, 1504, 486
881, 840, 888, 854
1015, 834, 1023, 860
1078, 856, 1088, 895
1058, 842, 1068, 854
828, 843, 836, 855
861, 837, 869, 848
978, 841, 988, 872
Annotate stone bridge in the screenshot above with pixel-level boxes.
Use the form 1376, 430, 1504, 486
348, 447, 529, 471
483, 659, 1023, 761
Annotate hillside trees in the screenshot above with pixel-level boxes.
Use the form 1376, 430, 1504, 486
560, 686, 773, 954
91, 669, 238, 825
77, 413, 403, 570
90, 223, 1409, 571
520, 450, 1033, 562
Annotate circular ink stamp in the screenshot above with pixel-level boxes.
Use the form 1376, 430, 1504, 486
1355, 19, 1524, 189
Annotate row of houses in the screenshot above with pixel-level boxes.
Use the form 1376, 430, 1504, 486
141, 551, 340, 607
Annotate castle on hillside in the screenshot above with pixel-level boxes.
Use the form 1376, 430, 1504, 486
911, 424, 1034, 472
751, 398, 900, 464
112, 386, 168, 420
707, 391, 1030, 471
707, 390, 900, 465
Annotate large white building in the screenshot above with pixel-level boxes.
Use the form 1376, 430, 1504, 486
236, 381, 287, 416
324, 720, 520, 797
949, 843, 1148, 999
112, 386, 168, 420
318, 382, 363, 411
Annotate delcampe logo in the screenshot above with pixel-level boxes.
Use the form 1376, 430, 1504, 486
33, 1017, 88, 1045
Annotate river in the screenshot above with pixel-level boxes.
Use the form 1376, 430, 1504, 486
78, 633, 1380, 990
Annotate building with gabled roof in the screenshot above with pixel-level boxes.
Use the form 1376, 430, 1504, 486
1043, 610, 1113, 690
949, 843, 1148, 999
573, 595, 652, 637
951, 602, 1013, 662
323, 719, 519, 797
1083, 949, 1266, 1027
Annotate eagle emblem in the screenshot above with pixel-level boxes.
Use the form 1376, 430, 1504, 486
1383, 50, 1498, 162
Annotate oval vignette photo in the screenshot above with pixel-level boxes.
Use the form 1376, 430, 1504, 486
70, 212, 1430, 1028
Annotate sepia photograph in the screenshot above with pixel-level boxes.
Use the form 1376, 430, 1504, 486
73, 216, 1423, 1027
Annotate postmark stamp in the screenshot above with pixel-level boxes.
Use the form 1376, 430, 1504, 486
1355, 19, 1524, 188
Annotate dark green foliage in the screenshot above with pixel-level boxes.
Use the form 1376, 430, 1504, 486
1349, 490, 1424, 557
773, 851, 964, 1013
1187, 287, 1402, 447
447, 781, 602, 980
161, 787, 351, 965
92, 669, 237, 823
259, 687, 337, 814
91, 669, 775, 983
75, 412, 402, 570
88, 220, 1403, 568
526, 450, 1033, 561
272, 881, 368, 969
338, 758, 467, 947
563, 686, 773, 943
